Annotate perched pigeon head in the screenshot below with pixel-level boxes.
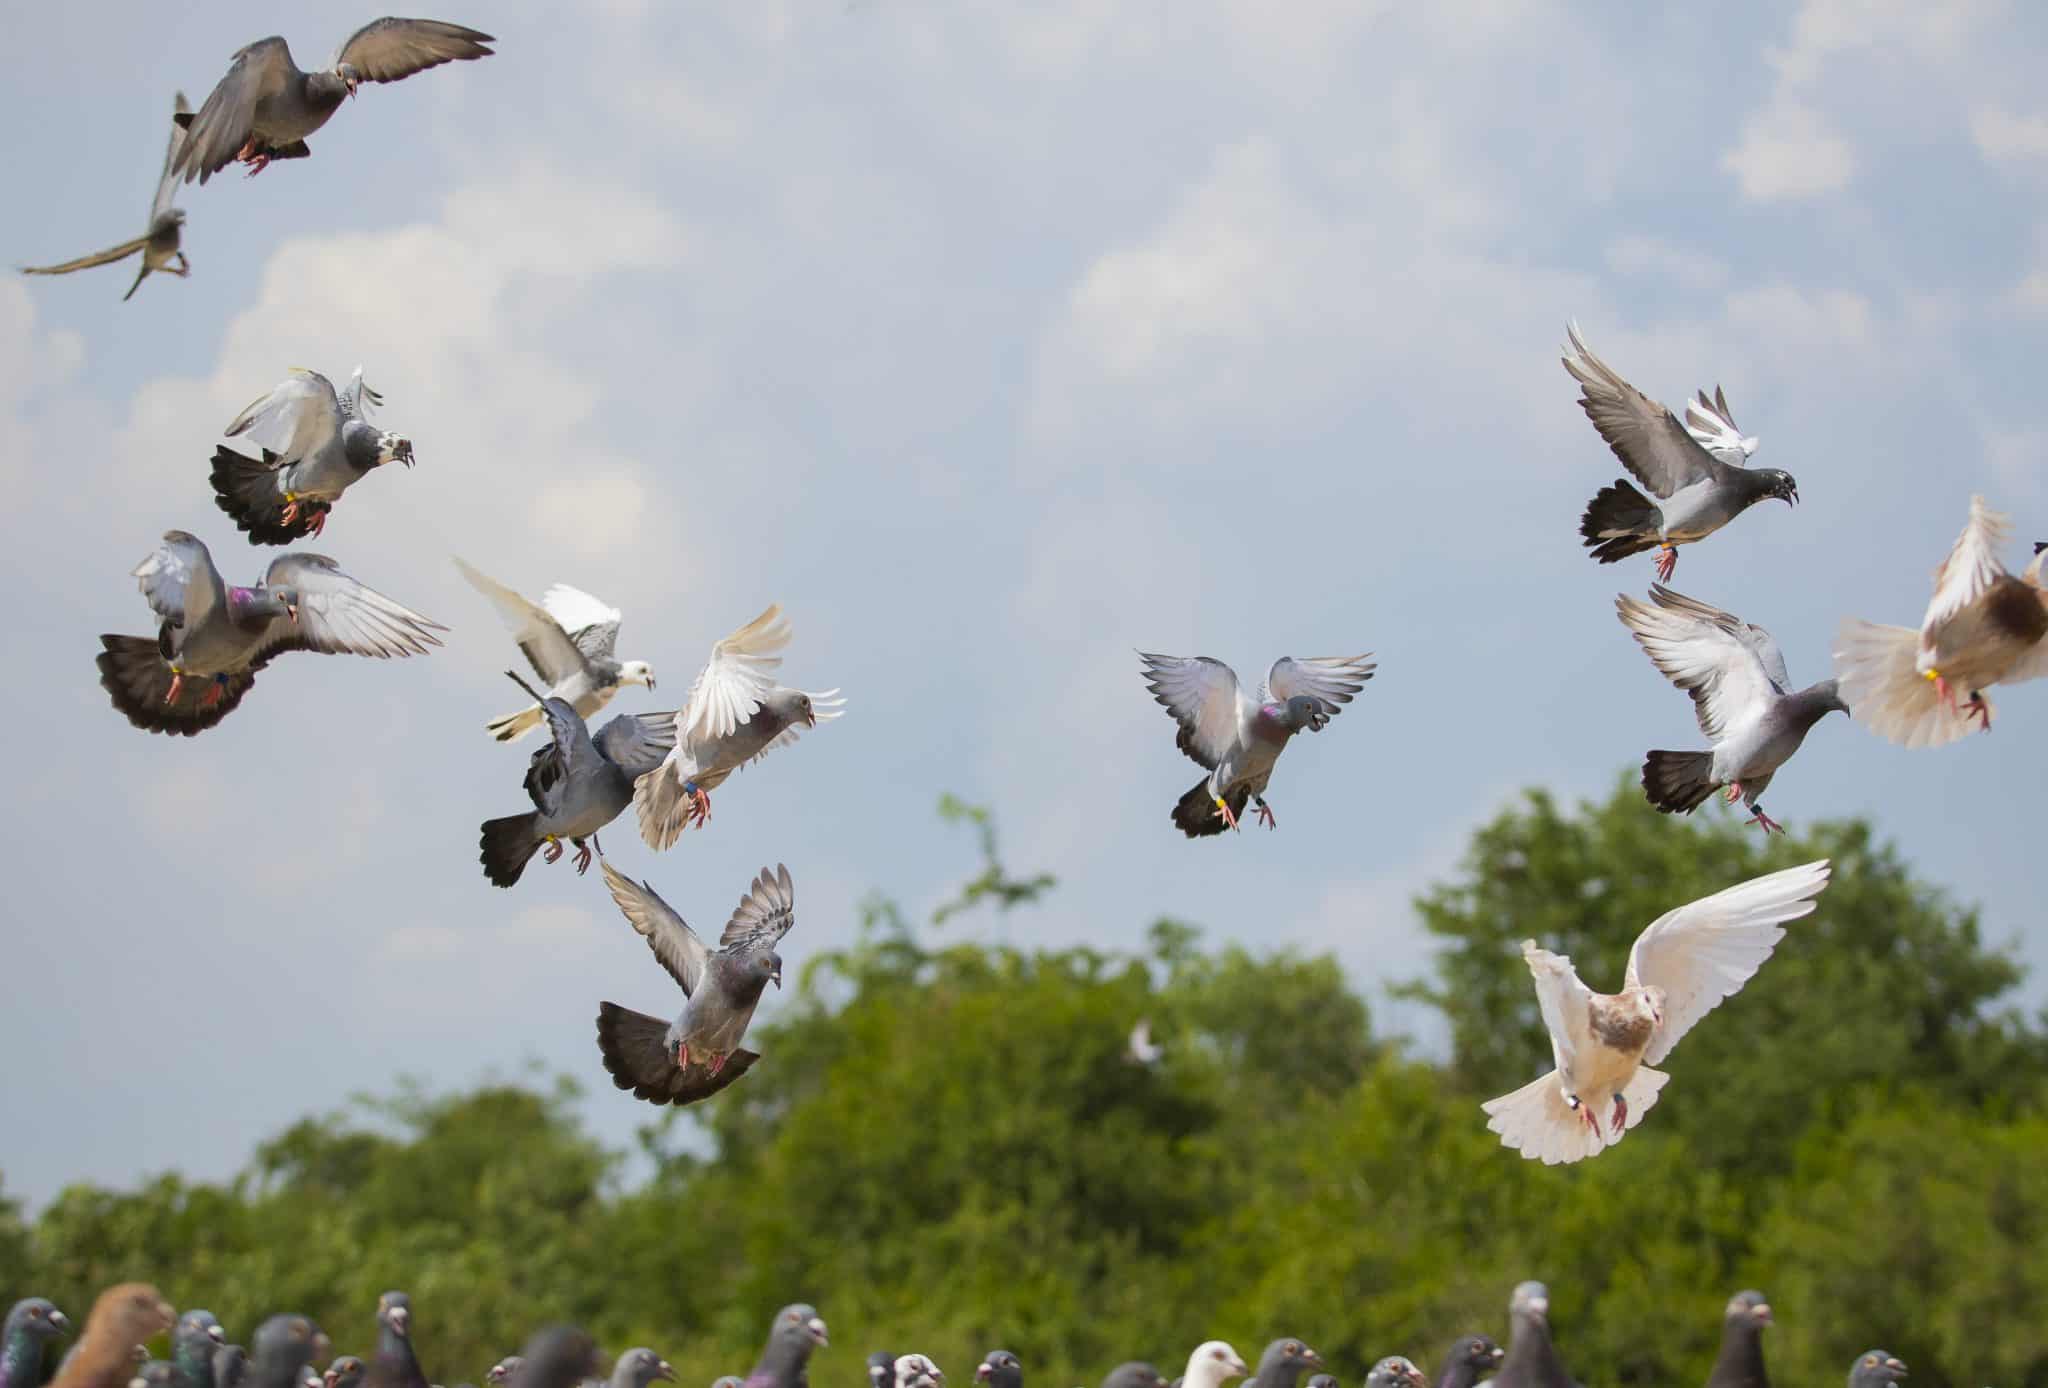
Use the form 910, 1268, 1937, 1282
1443, 1337, 1501, 1382
1757, 469, 1799, 507
1180, 1342, 1248, 1388
177, 1313, 227, 1349
869, 1354, 898, 1388
487, 1357, 525, 1387
1253, 1340, 1324, 1386
976, 1352, 1021, 1388
1365, 1360, 1426, 1388
1509, 1281, 1550, 1325
1306, 1377, 1336, 1388
375, 1294, 411, 1341
610, 1349, 676, 1388
1724, 1291, 1772, 1327
251, 1314, 329, 1388
1101, 1364, 1167, 1388
620, 661, 657, 691
1847, 1354, 1906, 1388
894, 1356, 943, 1388
3, 1299, 70, 1347
763, 1305, 828, 1358
325, 1358, 366, 1388
756, 950, 785, 991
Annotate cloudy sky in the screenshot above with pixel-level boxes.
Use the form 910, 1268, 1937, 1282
3, 0, 2044, 1207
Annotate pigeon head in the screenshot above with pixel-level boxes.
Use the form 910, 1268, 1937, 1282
333, 62, 364, 97
870, 1354, 898, 1388
375, 1293, 411, 1340
1443, 1336, 1501, 1383
610, 1349, 676, 1388
486, 1358, 524, 1387
620, 660, 657, 691
4, 1299, 70, 1346
976, 1352, 1021, 1388
760, 1305, 828, 1368
251, 1314, 329, 1388
1757, 469, 1798, 507
763, 951, 785, 991
1277, 695, 1330, 734
1365, 1360, 1426, 1388
1725, 1290, 1771, 1327
177, 1312, 226, 1349
1181, 1342, 1248, 1388
1101, 1364, 1167, 1388
1847, 1354, 1906, 1388
380, 434, 415, 468
1306, 1377, 1336, 1388
325, 1357, 365, 1388
894, 1355, 943, 1388
1624, 985, 1665, 1030
1509, 1281, 1550, 1325
1253, 1340, 1324, 1387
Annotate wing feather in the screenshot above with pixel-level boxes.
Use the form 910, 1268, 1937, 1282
593, 710, 677, 779
1616, 584, 1784, 741
453, 558, 589, 685
679, 605, 790, 744
224, 369, 343, 467
176, 37, 295, 185
717, 864, 796, 956
334, 18, 495, 82
599, 862, 709, 996
1261, 653, 1377, 710
1923, 495, 2014, 635
1138, 653, 1244, 770
253, 552, 446, 660
20, 237, 150, 275
1563, 321, 1719, 498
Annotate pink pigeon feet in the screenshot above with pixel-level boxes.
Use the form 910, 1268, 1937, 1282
1654, 544, 1677, 582
1610, 1094, 1628, 1134
1963, 692, 1992, 732
707, 1051, 728, 1077
1723, 782, 1744, 805
1571, 1095, 1601, 1139
682, 782, 713, 829
542, 837, 565, 866
235, 141, 272, 178
1254, 800, 1277, 829
571, 838, 594, 874
164, 672, 185, 705
675, 1041, 690, 1069
199, 678, 223, 710
1747, 806, 1783, 835
1213, 796, 1240, 832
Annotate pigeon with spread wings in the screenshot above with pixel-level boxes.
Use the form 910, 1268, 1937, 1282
211, 368, 413, 544
1139, 651, 1375, 836
22, 93, 192, 300
452, 559, 655, 741
1483, 861, 1830, 1164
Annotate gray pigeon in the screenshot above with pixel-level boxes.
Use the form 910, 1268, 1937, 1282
1704, 1292, 1771, 1388
484, 1361, 522, 1388
867, 1357, 896, 1388
1, 1300, 71, 1388
216, 1348, 248, 1388
1100, 1368, 1166, 1388
1435, 1338, 1501, 1388
893, 1360, 941, 1388
453, 559, 656, 741
327, 1360, 367, 1388
173, 19, 494, 183
22, 93, 192, 300
370, 1293, 425, 1388
593, 860, 795, 1105
1140, 651, 1375, 836
1492, 1284, 1574, 1388
1363, 1364, 1424, 1388
1564, 323, 1798, 581
511, 1333, 594, 1388
1618, 585, 1847, 834
740, 1306, 826, 1388
1844, 1355, 1904, 1388
974, 1355, 1019, 1388
247, 1319, 329, 1388
608, 1352, 674, 1388
633, 605, 843, 850
1246, 1343, 1323, 1388
98, 531, 445, 735
211, 368, 414, 545
1305, 1378, 1335, 1388
478, 672, 675, 886
174, 1312, 227, 1388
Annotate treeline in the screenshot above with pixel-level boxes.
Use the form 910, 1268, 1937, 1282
5, 782, 2046, 1388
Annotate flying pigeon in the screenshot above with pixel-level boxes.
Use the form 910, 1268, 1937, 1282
1564, 323, 1798, 582
1178, 1344, 1247, 1388
49, 1287, 174, 1388
173, 19, 494, 183
1435, 1339, 1502, 1388
632, 605, 843, 850
1835, 497, 2046, 746
479, 672, 674, 886
609, 1352, 675, 1388
211, 368, 414, 544
1844, 1355, 1905, 1388
1363, 1363, 1425, 1388
452, 559, 656, 741
743, 1307, 827, 1388
370, 1294, 425, 1388
1140, 651, 1375, 835
894, 1359, 942, 1388
326, 1360, 366, 1388
246, 1319, 329, 1388
21, 93, 192, 300
174, 1313, 227, 1388
1247, 1343, 1323, 1388
593, 860, 794, 1105
1704, 1291, 1772, 1388
1492, 1284, 1573, 1388
1484, 861, 1830, 1163
1617, 584, 1847, 834
868, 1357, 897, 1388
509, 1332, 594, 1388
1, 1300, 70, 1388
484, 1361, 522, 1388
97, 531, 445, 736
1100, 1367, 1167, 1388
975, 1354, 1021, 1388
1125, 1017, 1163, 1065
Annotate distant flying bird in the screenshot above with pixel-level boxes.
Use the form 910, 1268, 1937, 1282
1492, 1283, 1574, 1388
1434, 1339, 1502, 1388
97, 532, 445, 736
52, 1287, 174, 1388
22, 94, 192, 300
1835, 496, 2046, 746
211, 368, 414, 544
478, 672, 674, 886
593, 861, 795, 1105
1617, 585, 1847, 834
1125, 1017, 1163, 1065
1704, 1291, 1773, 1388
1483, 861, 1830, 1164
1139, 652, 1376, 836
632, 605, 843, 850
1, 1300, 71, 1388
173, 19, 495, 184
452, 559, 655, 741
1564, 323, 1798, 582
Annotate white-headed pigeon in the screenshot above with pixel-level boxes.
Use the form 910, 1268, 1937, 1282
211, 368, 413, 545
453, 559, 655, 741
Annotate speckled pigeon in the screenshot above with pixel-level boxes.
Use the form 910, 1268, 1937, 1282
1247, 1342, 1322, 1388
1484, 861, 1829, 1163
479, 672, 674, 886
22, 93, 192, 300
1, 1300, 70, 1388
242, 1317, 328, 1388
510, 1331, 594, 1388
1363, 1363, 1424, 1388
174, 1312, 227, 1388
742, 1306, 827, 1388
630, 605, 842, 849
1836, 496, 2047, 746
1435, 1338, 1501, 1388
173, 19, 493, 183
98, 530, 445, 735
1491, 1284, 1574, 1388
326, 1360, 366, 1388
1140, 651, 1375, 835
974, 1353, 1020, 1388
593, 860, 794, 1105
1564, 323, 1798, 581
1844, 1355, 1904, 1388
893, 1360, 941, 1388
1618, 585, 1846, 835
50, 1286, 174, 1388
1100, 1366, 1166, 1388
452, 559, 656, 740
1704, 1291, 1771, 1388
1178, 1345, 1246, 1388
211, 368, 413, 545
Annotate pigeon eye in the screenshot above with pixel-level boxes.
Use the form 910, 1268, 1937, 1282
1863, 1360, 1875, 1369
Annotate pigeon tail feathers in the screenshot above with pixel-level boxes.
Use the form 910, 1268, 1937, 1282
209, 445, 328, 545
1642, 749, 1718, 814
485, 703, 546, 742
479, 812, 544, 887
1171, 778, 1247, 837
1580, 479, 1660, 562
1834, 618, 1975, 749
595, 1002, 760, 1106
97, 635, 253, 736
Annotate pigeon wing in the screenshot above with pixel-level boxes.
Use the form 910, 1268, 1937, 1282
152, 92, 190, 222
1138, 653, 1244, 769
1261, 653, 1378, 711
224, 370, 343, 468
21, 237, 151, 275
176, 37, 296, 184
1923, 494, 2014, 635
1616, 585, 1785, 741
333, 18, 496, 82
718, 864, 796, 956
679, 605, 791, 745
1563, 321, 1719, 498
593, 709, 677, 779
541, 585, 623, 663
598, 862, 709, 995
452, 558, 590, 685
253, 553, 446, 661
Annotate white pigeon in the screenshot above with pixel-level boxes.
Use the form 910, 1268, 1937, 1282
1835, 496, 2047, 748
1125, 1017, 1163, 1066
1179, 1345, 1248, 1388
895, 1358, 944, 1388
1483, 860, 1831, 1165
453, 558, 656, 741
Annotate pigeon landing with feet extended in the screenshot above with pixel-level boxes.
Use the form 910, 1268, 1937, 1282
1618, 585, 1847, 835
1704, 1291, 1772, 1388
593, 861, 795, 1105
1564, 323, 1797, 582
1, 1301, 70, 1388
1484, 862, 1830, 1164
21, 93, 192, 300
1836, 496, 2047, 746
1139, 652, 1375, 836
211, 369, 413, 544
453, 559, 655, 741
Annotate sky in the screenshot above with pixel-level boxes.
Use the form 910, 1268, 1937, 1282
2, 0, 2044, 1209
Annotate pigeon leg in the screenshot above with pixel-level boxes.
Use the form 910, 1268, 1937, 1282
1212, 795, 1240, 832
707, 1051, 728, 1077
1654, 543, 1677, 582
1610, 1093, 1628, 1133
542, 834, 564, 865
235, 141, 272, 178
164, 671, 185, 705
173, 253, 190, 277
590, 830, 604, 859
1572, 1095, 1601, 1138
1747, 805, 1783, 835
279, 498, 300, 527
1964, 692, 1992, 731
1723, 781, 1744, 805
1923, 668, 1956, 714
198, 675, 226, 710
682, 780, 712, 828
308, 508, 326, 538
674, 1041, 690, 1069
571, 838, 593, 875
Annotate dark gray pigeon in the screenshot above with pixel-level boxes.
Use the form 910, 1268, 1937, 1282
1, 1300, 71, 1388
216, 1347, 248, 1388
484, 1361, 521, 1388
1493, 1283, 1574, 1388
974, 1355, 1019, 1388
1564, 323, 1798, 582
453, 559, 656, 741
479, 672, 675, 886
1364, 1363, 1424, 1388
1618, 585, 1847, 835
174, 1312, 227, 1388
211, 368, 413, 545
608, 1353, 674, 1388
740, 1306, 827, 1388
593, 860, 795, 1105
511, 1332, 594, 1388
1305, 1377, 1335, 1388
369, 1294, 425, 1388
867, 1357, 896, 1388
1844, 1355, 1905, 1388
22, 93, 191, 300
247, 1318, 328, 1388
1435, 1338, 1501, 1388
1100, 1367, 1166, 1388
173, 19, 494, 183
326, 1360, 366, 1388
1246, 1342, 1323, 1388
98, 530, 445, 735
1704, 1292, 1771, 1388
1140, 652, 1375, 836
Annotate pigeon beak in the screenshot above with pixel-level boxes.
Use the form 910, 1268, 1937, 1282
286, 601, 299, 624
388, 1308, 408, 1337
208, 1327, 226, 1345
1529, 1296, 1549, 1319
1752, 1303, 1772, 1324
1490, 1350, 1504, 1366
771, 965, 783, 989
325, 1373, 340, 1388
656, 1364, 676, 1383
1885, 1362, 1906, 1377
976, 1368, 991, 1382
805, 1318, 828, 1346
49, 1311, 70, 1333
1304, 1353, 1325, 1370
1404, 1368, 1426, 1388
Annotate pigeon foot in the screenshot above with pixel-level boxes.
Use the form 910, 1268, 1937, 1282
1610, 1093, 1628, 1133
1964, 691, 1992, 732
280, 499, 300, 526
165, 671, 185, 705
572, 838, 593, 874
682, 781, 712, 829
542, 835, 564, 865
1724, 782, 1744, 805
1925, 668, 1956, 714
198, 676, 225, 710
675, 1041, 690, 1069
707, 1051, 728, 1077
1254, 798, 1277, 829
1654, 544, 1677, 582
308, 508, 326, 538
1213, 795, 1240, 832
236, 141, 272, 178
1748, 805, 1783, 835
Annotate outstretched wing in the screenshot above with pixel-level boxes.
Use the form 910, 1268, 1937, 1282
333, 18, 496, 82
679, 605, 790, 745
717, 864, 796, 956
1923, 494, 2013, 636
593, 710, 677, 779
131, 530, 221, 634
1138, 653, 1244, 770
224, 369, 343, 468
152, 92, 191, 222
337, 366, 384, 423
175, 37, 297, 185
452, 558, 591, 686
542, 585, 623, 663
253, 552, 446, 660
1262, 654, 1377, 712
20, 236, 150, 276
1522, 941, 1594, 1078
598, 862, 709, 995
1681, 384, 1757, 466
1562, 321, 1719, 499
1616, 584, 1787, 741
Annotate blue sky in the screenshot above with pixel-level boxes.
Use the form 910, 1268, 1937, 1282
2, 0, 2044, 1207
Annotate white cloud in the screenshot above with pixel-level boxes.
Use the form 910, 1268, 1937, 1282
1971, 107, 2048, 164
1721, 101, 1856, 201
1605, 235, 1729, 292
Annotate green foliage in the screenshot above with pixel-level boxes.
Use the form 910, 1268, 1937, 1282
4, 783, 2042, 1388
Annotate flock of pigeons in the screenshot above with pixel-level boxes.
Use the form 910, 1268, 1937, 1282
20, 18, 2048, 1158
0, 1281, 1913, 1388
